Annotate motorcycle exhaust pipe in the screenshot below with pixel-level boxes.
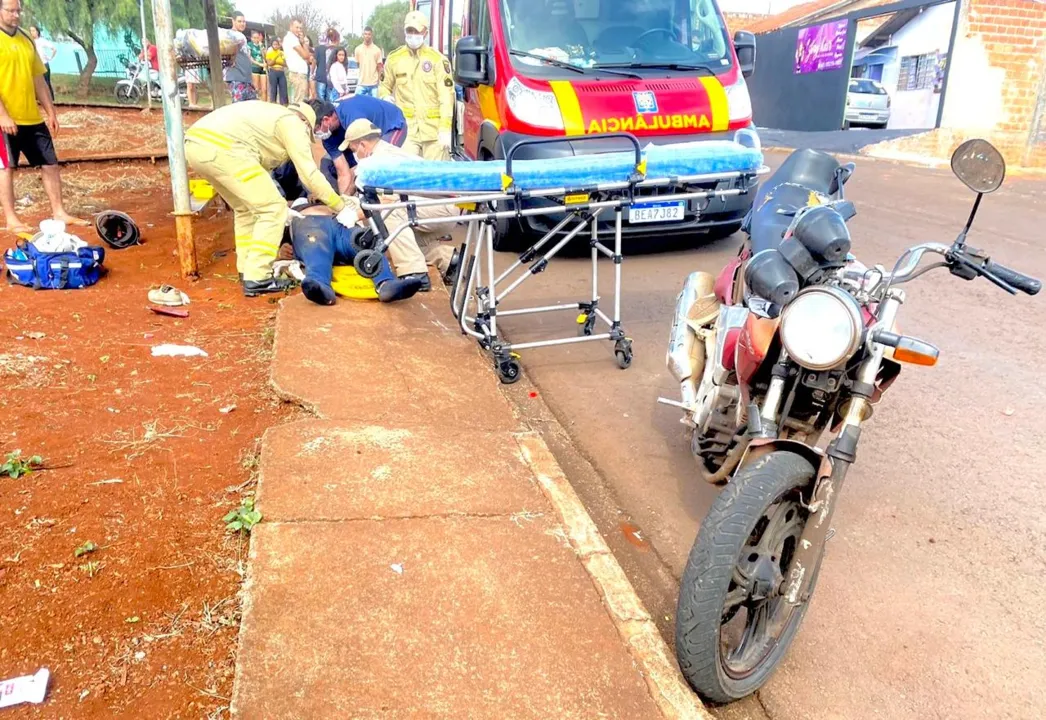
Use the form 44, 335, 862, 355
667, 271, 717, 383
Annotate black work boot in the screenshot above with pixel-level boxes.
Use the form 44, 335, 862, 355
243, 277, 297, 297
400, 272, 431, 292
376, 275, 425, 303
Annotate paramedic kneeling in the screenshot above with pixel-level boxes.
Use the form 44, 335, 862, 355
313, 96, 406, 195
340, 119, 461, 291
184, 100, 346, 297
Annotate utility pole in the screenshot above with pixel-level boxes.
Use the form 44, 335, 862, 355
139, 0, 152, 110
203, 0, 226, 108
152, 0, 198, 278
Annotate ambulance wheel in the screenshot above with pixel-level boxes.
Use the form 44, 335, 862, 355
614, 339, 633, 369
354, 250, 382, 279
496, 358, 521, 385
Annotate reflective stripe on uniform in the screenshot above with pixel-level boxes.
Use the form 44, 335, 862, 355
425, 108, 441, 119
186, 127, 234, 149
699, 77, 729, 132
235, 167, 265, 183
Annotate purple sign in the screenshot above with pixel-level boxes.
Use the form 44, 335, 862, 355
794, 20, 849, 75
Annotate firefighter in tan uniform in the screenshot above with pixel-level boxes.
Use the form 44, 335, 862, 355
379, 10, 454, 161
185, 100, 348, 296
340, 119, 459, 290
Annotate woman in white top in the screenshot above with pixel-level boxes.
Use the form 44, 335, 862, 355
327, 47, 353, 102
29, 26, 57, 100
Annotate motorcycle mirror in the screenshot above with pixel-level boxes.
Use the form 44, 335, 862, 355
951, 139, 1005, 195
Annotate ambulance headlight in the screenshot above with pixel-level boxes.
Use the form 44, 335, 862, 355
725, 74, 753, 124
506, 77, 564, 130
779, 287, 863, 371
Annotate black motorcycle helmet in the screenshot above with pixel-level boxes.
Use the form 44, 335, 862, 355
95, 210, 141, 249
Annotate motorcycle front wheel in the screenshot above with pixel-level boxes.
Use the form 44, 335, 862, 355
115, 83, 139, 105
675, 450, 818, 703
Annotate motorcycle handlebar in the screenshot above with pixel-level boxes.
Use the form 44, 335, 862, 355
985, 260, 1042, 296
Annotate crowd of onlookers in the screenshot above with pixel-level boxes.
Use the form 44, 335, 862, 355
246, 19, 385, 107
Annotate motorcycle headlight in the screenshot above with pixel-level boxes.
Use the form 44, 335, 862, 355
779, 286, 863, 370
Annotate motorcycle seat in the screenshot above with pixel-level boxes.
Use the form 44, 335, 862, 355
747, 149, 844, 256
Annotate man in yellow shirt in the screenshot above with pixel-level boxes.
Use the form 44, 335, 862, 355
0, 0, 88, 234
379, 10, 455, 161
184, 100, 348, 296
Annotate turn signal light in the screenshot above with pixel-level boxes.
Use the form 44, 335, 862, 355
892, 337, 939, 366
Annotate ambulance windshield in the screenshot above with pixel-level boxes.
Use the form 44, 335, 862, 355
501, 0, 732, 73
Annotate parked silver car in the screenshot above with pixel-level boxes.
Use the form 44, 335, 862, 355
844, 78, 890, 129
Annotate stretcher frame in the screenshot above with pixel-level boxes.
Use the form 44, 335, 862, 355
355, 133, 769, 384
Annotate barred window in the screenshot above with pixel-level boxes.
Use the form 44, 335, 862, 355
898, 52, 939, 91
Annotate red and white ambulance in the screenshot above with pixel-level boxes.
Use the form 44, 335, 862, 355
415, 0, 758, 246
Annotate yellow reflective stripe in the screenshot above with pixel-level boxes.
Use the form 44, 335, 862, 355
235, 168, 265, 183
186, 127, 234, 149
699, 77, 729, 132
549, 81, 584, 136
426, 108, 441, 118
403, 108, 415, 118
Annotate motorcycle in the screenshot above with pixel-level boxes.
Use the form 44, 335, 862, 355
658, 139, 1040, 703
115, 59, 187, 105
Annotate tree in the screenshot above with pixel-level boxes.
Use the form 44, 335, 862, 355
365, 1, 410, 56
25, 0, 233, 96
267, 3, 337, 44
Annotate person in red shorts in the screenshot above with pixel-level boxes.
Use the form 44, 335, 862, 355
0, 0, 88, 234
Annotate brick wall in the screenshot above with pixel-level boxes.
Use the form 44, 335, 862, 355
867, 0, 1046, 169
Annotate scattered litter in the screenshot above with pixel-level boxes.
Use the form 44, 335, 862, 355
78, 689, 89, 702
133, 651, 146, 662
390, 563, 404, 575
107, 407, 120, 413
149, 306, 189, 319
74, 540, 98, 558
1003, 408, 1015, 416
219, 405, 237, 414
16, 194, 33, 208
125, 616, 140, 623
528, 391, 538, 398
0, 668, 50, 708
25, 332, 46, 340
151, 344, 208, 358
89, 478, 124, 485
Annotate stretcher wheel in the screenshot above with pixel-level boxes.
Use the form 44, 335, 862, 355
577, 313, 596, 336
496, 358, 521, 385
353, 250, 382, 279
352, 230, 378, 252
614, 339, 633, 370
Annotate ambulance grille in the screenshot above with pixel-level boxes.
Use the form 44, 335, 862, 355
577, 80, 701, 94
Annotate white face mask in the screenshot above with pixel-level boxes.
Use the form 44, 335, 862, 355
405, 33, 425, 50
314, 129, 332, 141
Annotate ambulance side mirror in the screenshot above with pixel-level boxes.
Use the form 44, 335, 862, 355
455, 36, 490, 88
734, 31, 756, 78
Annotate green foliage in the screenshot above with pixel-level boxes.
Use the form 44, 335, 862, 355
365, 0, 411, 56
2, 450, 42, 479
223, 497, 262, 534
267, 2, 337, 44
74, 540, 98, 558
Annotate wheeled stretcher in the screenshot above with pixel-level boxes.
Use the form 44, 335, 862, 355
351, 132, 768, 384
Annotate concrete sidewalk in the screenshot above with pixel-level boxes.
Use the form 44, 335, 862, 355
229, 287, 707, 718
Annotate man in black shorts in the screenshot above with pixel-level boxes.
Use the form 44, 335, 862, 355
0, 0, 88, 234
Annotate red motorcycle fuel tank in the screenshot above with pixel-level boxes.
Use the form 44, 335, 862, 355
735, 314, 780, 387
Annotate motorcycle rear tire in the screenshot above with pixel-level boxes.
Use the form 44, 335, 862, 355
115, 84, 139, 105
675, 450, 819, 703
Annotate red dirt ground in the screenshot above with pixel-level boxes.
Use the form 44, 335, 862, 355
1, 162, 299, 717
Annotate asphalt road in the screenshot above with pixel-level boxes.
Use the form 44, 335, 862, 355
487, 152, 1046, 719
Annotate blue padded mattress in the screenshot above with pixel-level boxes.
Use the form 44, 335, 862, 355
355, 140, 763, 193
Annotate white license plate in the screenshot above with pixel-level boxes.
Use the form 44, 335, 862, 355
629, 201, 685, 224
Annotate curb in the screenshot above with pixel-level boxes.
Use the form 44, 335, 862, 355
515, 433, 711, 720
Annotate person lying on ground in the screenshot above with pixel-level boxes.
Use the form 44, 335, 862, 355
184, 100, 348, 297
275, 200, 424, 306
274, 107, 440, 291
312, 95, 407, 195
339, 118, 461, 291
1, 0, 90, 234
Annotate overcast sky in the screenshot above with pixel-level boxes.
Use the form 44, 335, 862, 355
240, 0, 803, 35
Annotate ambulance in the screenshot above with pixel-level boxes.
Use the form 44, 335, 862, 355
414, 0, 758, 247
